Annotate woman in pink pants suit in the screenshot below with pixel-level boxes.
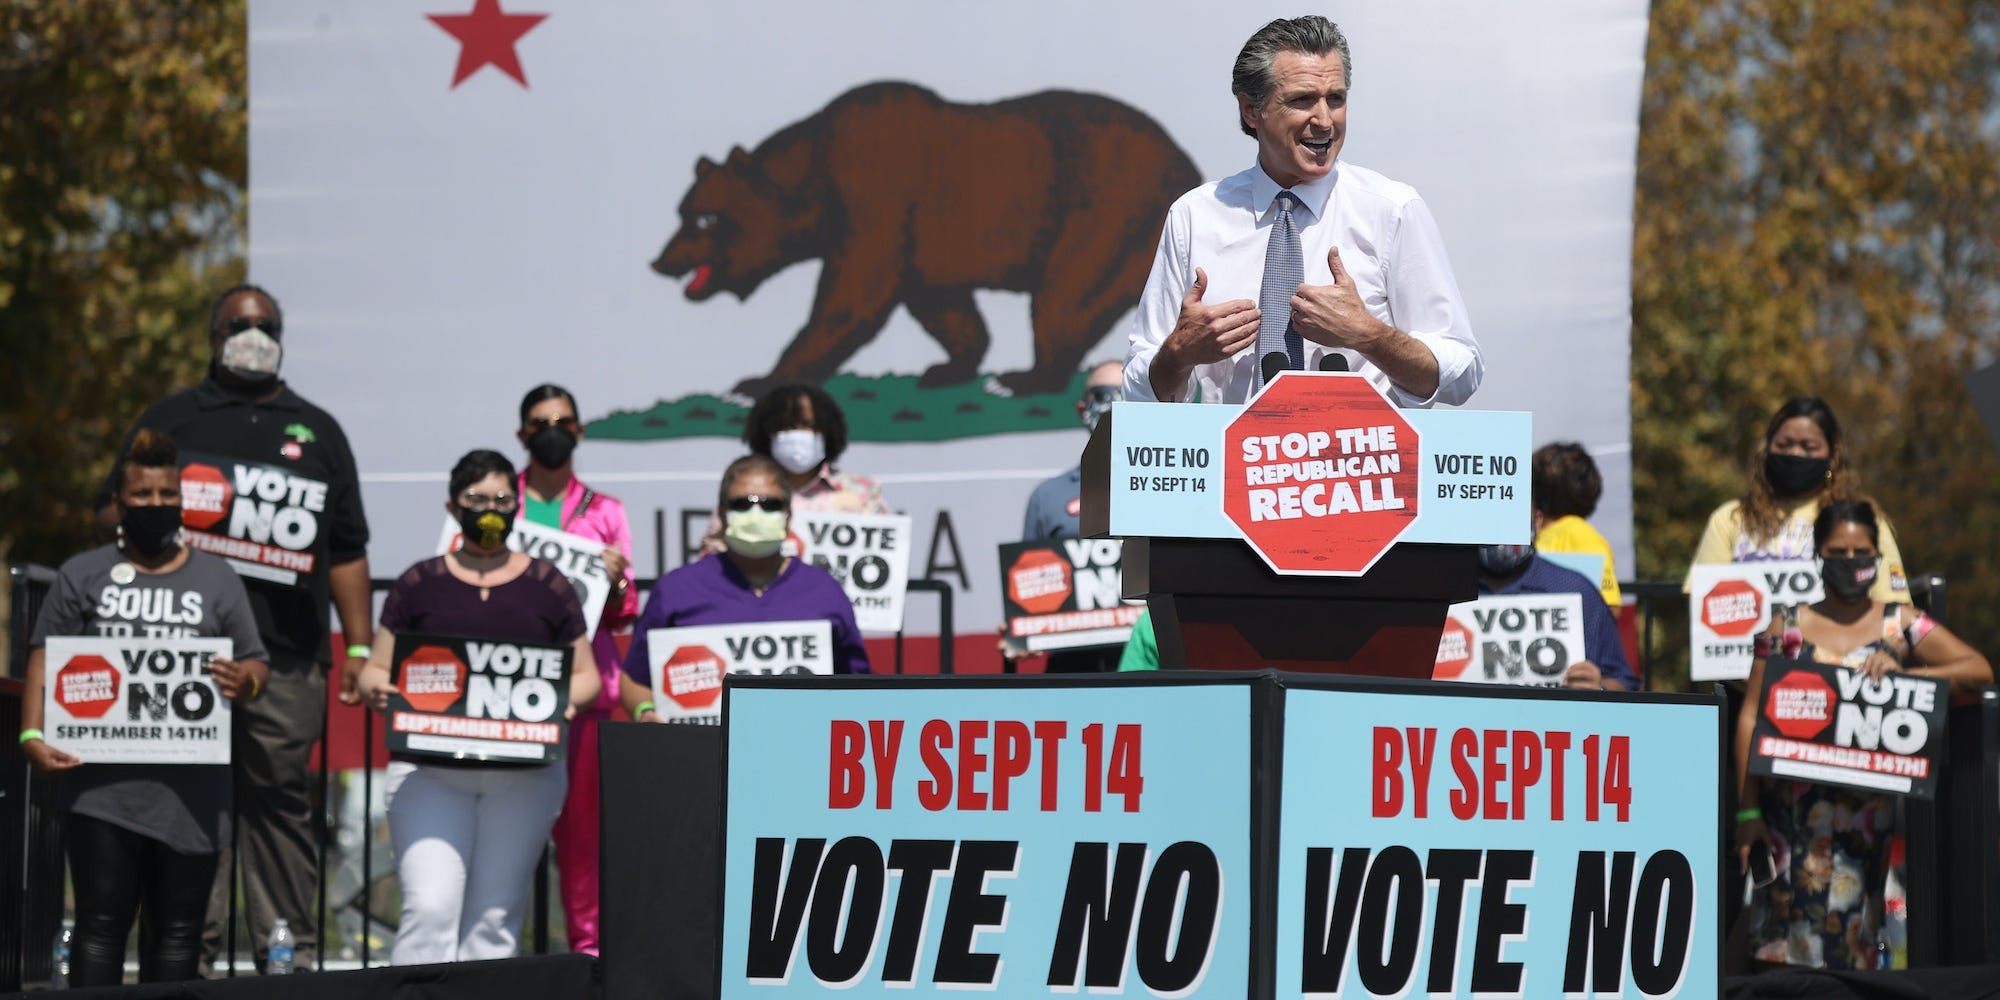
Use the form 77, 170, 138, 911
514, 384, 639, 954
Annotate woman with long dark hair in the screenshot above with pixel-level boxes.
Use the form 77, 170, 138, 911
511, 384, 636, 955
1690, 396, 1910, 602
1733, 500, 1988, 968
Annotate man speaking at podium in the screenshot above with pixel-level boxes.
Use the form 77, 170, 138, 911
1125, 16, 1483, 407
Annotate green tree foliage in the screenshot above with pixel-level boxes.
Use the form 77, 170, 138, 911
1633, 0, 2000, 687
0, 1, 246, 576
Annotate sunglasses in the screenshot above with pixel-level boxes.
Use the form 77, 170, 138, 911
524, 415, 581, 432
724, 495, 787, 513
222, 316, 282, 337
458, 490, 518, 512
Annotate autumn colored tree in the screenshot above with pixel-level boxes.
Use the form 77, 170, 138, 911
0, 1, 246, 643
1632, 0, 2000, 688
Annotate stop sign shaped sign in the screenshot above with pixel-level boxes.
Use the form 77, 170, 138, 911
1702, 579, 1764, 637
1764, 668, 1835, 740
1007, 547, 1073, 615
56, 654, 121, 719
1223, 373, 1420, 575
179, 462, 232, 531
1433, 615, 1475, 680
663, 645, 725, 711
399, 644, 468, 714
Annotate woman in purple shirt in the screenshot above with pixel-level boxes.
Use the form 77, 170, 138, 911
621, 455, 868, 720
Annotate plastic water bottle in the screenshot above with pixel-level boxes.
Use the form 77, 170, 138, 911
267, 919, 296, 975
1882, 836, 1908, 969
51, 919, 73, 988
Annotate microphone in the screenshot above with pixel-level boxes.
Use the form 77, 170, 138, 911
1262, 351, 1289, 386
1320, 352, 1350, 373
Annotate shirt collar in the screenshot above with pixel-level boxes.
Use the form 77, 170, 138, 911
1249, 160, 1339, 224
796, 465, 842, 496
193, 375, 303, 413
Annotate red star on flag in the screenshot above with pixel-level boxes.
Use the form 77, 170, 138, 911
428, 0, 548, 89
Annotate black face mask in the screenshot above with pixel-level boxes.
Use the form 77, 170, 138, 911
1477, 543, 1535, 578
1821, 555, 1878, 603
120, 504, 184, 559
526, 425, 579, 469
1764, 452, 1831, 496
457, 506, 515, 551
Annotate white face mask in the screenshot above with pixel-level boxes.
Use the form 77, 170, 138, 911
770, 429, 826, 476
219, 328, 283, 379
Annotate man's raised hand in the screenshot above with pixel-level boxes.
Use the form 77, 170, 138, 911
1164, 268, 1260, 367
1290, 246, 1384, 350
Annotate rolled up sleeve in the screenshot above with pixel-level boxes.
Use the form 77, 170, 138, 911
1383, 197, 1482, 407
1125, 206, 1192, 403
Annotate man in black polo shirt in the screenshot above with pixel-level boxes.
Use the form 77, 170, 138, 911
98, 284, 373, 972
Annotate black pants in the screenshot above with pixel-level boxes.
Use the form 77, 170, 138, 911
203, 651, 325, 971
68, 813, 221, 986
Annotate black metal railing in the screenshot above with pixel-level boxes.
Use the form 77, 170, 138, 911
4, 562, 963, 985
6, 565, 1992, 984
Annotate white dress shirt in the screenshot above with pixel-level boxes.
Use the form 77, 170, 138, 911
1124, 161, 1482, 407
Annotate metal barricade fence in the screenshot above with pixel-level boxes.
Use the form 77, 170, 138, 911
5, 565, 960, 981
11, 566, 1997, 977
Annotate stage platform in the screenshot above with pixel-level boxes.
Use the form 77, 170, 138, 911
3, 954, 595, 1000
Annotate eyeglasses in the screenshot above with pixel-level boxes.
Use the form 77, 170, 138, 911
724, 495, 787, 513
222, 316, 282, 337
459, 491, 518, 512
1082, 385, 1120, 405
524, 415, 581, 432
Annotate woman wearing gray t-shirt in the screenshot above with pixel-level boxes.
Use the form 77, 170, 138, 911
20, 430, 269, 986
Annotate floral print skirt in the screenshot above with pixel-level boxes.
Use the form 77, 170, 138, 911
1747, 781, 1895, 969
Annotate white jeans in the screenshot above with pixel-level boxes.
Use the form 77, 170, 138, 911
384, 760, 568, 965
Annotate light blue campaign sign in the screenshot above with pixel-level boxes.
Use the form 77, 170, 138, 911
1404, 409, 1533, 545
1105, 402, 1228, 539
1276, 688, 1719, 1000
1102, 403, 1530, 547
721, 680, 1252, 998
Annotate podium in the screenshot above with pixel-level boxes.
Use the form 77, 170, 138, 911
1080, 371, 1529, 675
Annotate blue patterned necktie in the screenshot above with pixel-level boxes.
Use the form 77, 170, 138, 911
1256, 190, 1306, 388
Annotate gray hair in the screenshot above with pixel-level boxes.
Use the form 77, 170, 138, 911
1232, 16, 1352, 137
718, 453, 792, 509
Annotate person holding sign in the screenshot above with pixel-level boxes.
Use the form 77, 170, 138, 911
1733, 500, 1989, 969
699, 384, 890, 553
513, 383, 637, 956
625, 455, 869, 719
21, 430, 269, 986
1123, 16, 1481, 406
1474, 544, 1635, 691
100, 285, 374, 972
1691, 397, 1910, 602
355, 450, 602, 965
1530, 442, 1621, 606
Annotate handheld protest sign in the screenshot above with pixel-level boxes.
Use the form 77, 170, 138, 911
1688, 561, 1821, 681
1748, 657, 1946, 798
386, 632, 571, 763
42, 637, 234, 764
180, 452, 331, 588
1433, 593, 1587, 687
437, 516, 613, 639
1277, 681, 1722, 999
647, 620, 833, 724
790, 511, 912, 633
997, 539, 1143, 653
720, 674, 1254, 997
